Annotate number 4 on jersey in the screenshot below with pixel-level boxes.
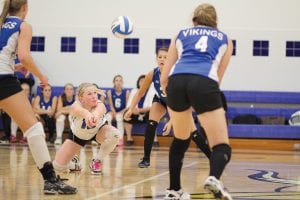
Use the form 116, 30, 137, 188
195, 36, 208, 52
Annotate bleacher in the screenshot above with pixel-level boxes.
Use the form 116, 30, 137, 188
1, 87, 300, 140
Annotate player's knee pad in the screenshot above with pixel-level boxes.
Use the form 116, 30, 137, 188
105, 129, 120, 141
53, 160, 69, 173
212, 143, 232, 163
24, 122, 45, 139
56, 114, 66, 122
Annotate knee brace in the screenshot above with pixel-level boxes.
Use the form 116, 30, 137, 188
105, 129, 120, 141
24, 122, 45, 139
53, 160, 69, 173
56, 114, 66, 122
115, 113, 123, 123
212, 143, 232, 164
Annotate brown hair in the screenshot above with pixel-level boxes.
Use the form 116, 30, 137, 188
192, 3, 217, 28
0, 0, 27, 27
156, 47, 168, 56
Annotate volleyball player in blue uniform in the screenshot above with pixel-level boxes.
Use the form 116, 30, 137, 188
0, 0, 76, 194
107, 75, 129, 145
161, 4, 233, 200
124, 47, 212, 168
33, 84, 57, 143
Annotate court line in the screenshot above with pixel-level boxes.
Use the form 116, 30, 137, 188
85, 161, 199, 200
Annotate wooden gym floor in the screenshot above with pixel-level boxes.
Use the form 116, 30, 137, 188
0, 140, 299, 200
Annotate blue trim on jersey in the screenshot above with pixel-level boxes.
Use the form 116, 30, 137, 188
138, 90, 148, 108
111, 88, 127, 112
171, 26, 228, 81
62, 95, 75, 107
0, 17, 22, 51
152, 67, 167, 103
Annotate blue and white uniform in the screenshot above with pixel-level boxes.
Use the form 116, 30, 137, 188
0, 16, 22, 74
152, 67, 167, 103
62, 96, 75, 107
111, 88, 127, 112
39, 96, 53, 110
70, 100, 107, 140
170, 26, 228, 82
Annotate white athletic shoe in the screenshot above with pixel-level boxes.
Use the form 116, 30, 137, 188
204, 176, 232, 200
69, 155, 82, 172
164, 189, 191, 200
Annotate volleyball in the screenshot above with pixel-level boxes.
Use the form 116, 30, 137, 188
111, 16, 133, 39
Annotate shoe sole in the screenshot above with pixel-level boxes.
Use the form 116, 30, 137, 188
57, 189, 78, 194
90, 171, 102, 175
44, 190, 57, 195
204, 184, 231, 200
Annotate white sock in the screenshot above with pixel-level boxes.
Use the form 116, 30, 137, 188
10, 120, 18, 137
92, 145, 98, 160
25, 122, 51, 169
97, 129, 119, 161
116, 113, 124, 140
55, 115, 65, 139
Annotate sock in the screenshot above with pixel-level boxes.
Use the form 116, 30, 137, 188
10, 120, 18, 137
191, 128, 211, 158
169, 137, 191, 191
92, 145, 98, 160
25, 122, 52, 169
209, 143, 231, 179
96, 129, 119, 161
55, 115, 65, 139
39, 161, 57, 181
143, 120, 158, 161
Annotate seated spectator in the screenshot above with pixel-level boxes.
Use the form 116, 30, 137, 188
10, 82, 35, 144
106, 75, 129, 145
0, 109, 11, 144
54, 83, 75, 145
33, 84, 57, 143
124, 75, 155, 146
14, 58, 35, 92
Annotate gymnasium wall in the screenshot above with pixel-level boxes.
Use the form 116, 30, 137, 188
20, 0, 300, 91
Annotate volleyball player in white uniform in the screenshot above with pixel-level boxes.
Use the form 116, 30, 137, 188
0, 0, 76, 194
53, 83, 120, 175
161, 4, 233, 200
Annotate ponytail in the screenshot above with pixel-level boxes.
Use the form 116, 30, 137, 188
0, 0, 10, 28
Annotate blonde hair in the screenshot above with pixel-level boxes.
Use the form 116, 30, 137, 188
192, 3, 217, 28
0, 0, 27, 27
76, 83, 106, 99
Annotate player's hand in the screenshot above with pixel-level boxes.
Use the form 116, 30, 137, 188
124, 109, 132, 121
39, 75, 48, 88
85, 112, 96, 128
162, 121, 172, 136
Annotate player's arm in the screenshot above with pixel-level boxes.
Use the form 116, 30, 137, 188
17, 22, 48, 86
161, 37, 178, 92
217, 38, 233, 85
107, 90, 116, 113
49, 96, 58, 116
33, 96, 47, 114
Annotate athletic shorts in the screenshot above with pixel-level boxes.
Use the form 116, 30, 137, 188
152, 94, 167, 108
166, 74, 223, 114
68, 121, 108, 147
0, 75, 22, 100
124, 112, 149, 124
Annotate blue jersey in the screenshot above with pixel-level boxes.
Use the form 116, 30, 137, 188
170, 26, 228, 82
0, 16, 22, 74
152, 67, 167, 103
111, 88, 127, 112
39, 96, 53, 110
62, 95, 75, 107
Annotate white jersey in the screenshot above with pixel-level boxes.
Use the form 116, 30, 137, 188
70, 101, 107, 140
0, 16, 22, 74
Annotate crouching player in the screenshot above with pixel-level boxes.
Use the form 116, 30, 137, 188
53, 83, 120, 175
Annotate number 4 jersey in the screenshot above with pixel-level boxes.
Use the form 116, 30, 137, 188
170, 26, 228, 82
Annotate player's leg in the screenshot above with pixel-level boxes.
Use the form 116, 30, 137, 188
0, 91, 77, 194
139, 102, 166, 168
55, 114, 66, 145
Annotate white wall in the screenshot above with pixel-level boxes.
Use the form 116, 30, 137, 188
20, 0, 300, 91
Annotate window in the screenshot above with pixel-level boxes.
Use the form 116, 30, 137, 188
156, 38, 171, 52
286, 41, 300, 57
61, 37, 76, 52
92, 37, 107, 53
253, 40, 269, 56
232, 40, 236, 56
31, 36, 45, 52
124, 38, 139, 54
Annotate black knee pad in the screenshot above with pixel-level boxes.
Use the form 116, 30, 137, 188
212, 143, 231, 163
145, 120, 158, 136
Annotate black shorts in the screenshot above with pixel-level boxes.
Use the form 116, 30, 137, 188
0, 75, 22, 100
166, 74, 223, 114
124, 112, 149, 124
152, 94, 167, 108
